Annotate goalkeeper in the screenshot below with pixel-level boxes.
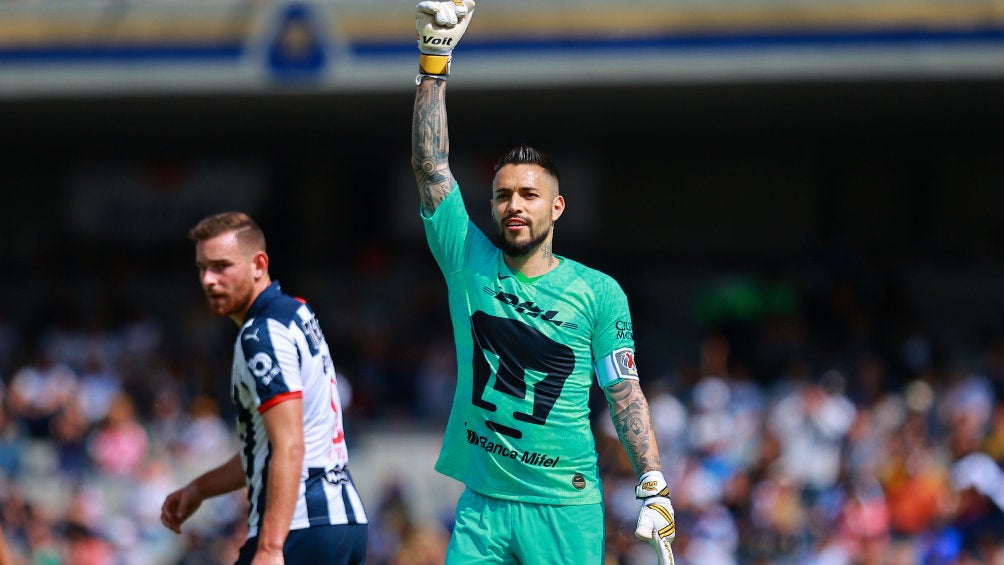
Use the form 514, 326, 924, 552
411, 2, 678, 563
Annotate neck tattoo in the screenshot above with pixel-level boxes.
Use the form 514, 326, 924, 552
541, 243, 555, 267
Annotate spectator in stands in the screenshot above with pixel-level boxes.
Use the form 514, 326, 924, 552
87, 391, 149, 479
0, 382, 25, 481
7, 348, 77, 439
767, 369, 857, 496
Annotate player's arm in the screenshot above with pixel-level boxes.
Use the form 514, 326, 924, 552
161, 453, 245, 534
604, 378, 661, 476
254, 397, 305, 563
604, 377, 677, 564
411, 0, 475, 214
412, 76, 453, 214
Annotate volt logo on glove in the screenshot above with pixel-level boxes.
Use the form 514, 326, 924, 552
423, 36, 454, 46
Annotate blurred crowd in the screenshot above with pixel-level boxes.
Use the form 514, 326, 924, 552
1, 256, 1003, 565
597, 332, 1004, 565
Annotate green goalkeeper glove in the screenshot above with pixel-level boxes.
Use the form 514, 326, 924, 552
415, 0, 476, 79
635, 470, 676, 565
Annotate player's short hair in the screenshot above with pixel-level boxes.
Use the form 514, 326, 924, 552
493, 144, 560, 184
188, 211, 266, 253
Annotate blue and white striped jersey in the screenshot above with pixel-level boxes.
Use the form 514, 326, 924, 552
231, 282, 367, 539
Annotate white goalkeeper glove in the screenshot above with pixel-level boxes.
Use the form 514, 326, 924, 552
415, 0, 476, 79
635, 470, 676, 565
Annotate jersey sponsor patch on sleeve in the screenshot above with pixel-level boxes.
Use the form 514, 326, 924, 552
240, 323, 292, 400
248, 351, 281, 385
594, 347, 640, 387
613, 348, 638, 378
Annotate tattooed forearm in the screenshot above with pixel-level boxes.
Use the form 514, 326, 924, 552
412, 77, 455, 212
605, 379, 662, 476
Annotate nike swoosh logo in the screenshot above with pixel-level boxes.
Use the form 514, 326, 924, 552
498, 273, 513, 280
243, 329, 260, 341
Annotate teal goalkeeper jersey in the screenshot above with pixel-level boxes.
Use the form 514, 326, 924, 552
422, 186, 637, 505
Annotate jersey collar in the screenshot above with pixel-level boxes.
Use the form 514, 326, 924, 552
247, 281, 283, 320
498, 254, 565, 284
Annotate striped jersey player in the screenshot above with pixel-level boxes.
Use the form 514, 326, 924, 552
232, 282, 367, 538
161, 212, 367, 565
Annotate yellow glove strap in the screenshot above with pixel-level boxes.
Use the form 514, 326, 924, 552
419, 53, 451, 77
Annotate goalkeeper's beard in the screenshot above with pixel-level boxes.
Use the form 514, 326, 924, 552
496, 224, 551, 259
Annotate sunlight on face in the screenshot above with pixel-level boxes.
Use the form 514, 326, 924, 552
194, 231, 258, 320
491, 164, 564, 258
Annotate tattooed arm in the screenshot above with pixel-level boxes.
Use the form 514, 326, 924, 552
609, 378, 678, 561
605, 378, 662, 476
412, 77, 456, 214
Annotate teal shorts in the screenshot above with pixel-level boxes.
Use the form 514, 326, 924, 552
445, 488, 605, 565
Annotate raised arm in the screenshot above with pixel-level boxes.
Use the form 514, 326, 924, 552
410, 0, 475, 214
412, 77, 454, 213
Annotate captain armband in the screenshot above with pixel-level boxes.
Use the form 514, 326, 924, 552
594, 347, 640, 387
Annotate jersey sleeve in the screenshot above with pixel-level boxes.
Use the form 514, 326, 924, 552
421, 183, 497, 275
240, 318, 304, 413
591, 276, 639, 388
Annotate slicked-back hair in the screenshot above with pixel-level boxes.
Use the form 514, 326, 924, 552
188, 211, 267, 253
493, 144, 560, 184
